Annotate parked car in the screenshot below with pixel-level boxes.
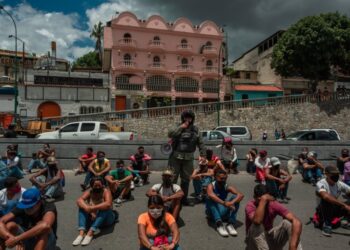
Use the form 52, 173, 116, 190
200, 130, 241, 142
214, 126, 252, 140
36, 121, 135, 141
283, 129, 341, 141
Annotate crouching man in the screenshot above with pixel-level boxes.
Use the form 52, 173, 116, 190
0, 188, 57, 250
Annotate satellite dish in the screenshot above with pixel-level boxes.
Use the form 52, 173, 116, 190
160, 140, 173, 155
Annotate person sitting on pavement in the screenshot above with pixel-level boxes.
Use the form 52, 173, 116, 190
30, 156, 64, 201
298, 147, 309, 174
0, 158, 9, 190
76, 147, 96, 175
37, 143, 55, 163
105, 159, 133, 205
265, 157, 292, 203
81, 151, 111, 190
315, 165, 350, 237
3, 124, 17, 138
245, 184, 302, 250
0, 188, 57, 250
138, 195, 181, 250
246, 148, 258, 174
27, 153, 42, 174
205, 149, 224, 171
219, 137, 239, 174
302, 151, 324, 186
128, 146, 152, 188
6, 150, 23, 180
28, 144, 55, 173
191, 158, 214, 202
73, 176, 116, 246
206, 169, 244, 237
0, 177, 26, 217
146, 169, 184, 221
255, 150, 271, 185
337, 148, 349, 176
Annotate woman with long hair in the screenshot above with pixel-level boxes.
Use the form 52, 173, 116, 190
138, 195, 181, 250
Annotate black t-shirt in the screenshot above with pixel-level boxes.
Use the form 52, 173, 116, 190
12, 201, 57, 236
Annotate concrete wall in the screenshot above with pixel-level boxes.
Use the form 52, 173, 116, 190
0, 139, 348, 171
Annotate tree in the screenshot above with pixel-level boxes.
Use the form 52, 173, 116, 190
72, 51, 100, 68
90, 21, 104, 63
271, 12, 350, 91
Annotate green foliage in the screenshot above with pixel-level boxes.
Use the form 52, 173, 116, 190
271, 12, 350, 85
73, 51, 100, 68
90, 21, 104, 62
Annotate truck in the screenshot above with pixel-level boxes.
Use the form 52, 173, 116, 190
36, 121, 135, 141
16, 120, 53, 138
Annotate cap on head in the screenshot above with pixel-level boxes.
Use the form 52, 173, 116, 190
325, 165, 340, 175
307, 151, 317, 158
341, 148, 349, 156
162, 169, 173, 176
180, 110, 195, 123
223, 137, 232, 144
259, 150, 267, 158
270, 157, 281, 167
16, 188, 41, 209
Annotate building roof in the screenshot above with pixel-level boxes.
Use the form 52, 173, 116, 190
234, 85, 283, 92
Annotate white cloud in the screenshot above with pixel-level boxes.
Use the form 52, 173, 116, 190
0, 3, 91, 61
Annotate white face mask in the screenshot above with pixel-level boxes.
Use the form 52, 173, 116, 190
148, 208, 163, 219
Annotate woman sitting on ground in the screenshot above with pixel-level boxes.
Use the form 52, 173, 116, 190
138, 195, 181, 250
73, 176, 116, 246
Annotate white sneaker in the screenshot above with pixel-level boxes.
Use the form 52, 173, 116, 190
81, 235, 93, 246
72, 235, 84, 246
226, 224, 238, 236
217, 225, 229, 237
115, 198, 125, 205
136, 179, 143, 187
131, 181, 135, 190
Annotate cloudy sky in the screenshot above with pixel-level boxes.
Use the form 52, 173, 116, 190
1, 0, 350, 62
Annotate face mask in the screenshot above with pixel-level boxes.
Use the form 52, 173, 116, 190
117, 168, 124, 173
97, 157, 104, 163
330, 175, 339, 183
149, 208, 163, 219
163, 178, 172, 186
217, 180, 226, 186
10, 185, 21, 194
92, 187, 103, 194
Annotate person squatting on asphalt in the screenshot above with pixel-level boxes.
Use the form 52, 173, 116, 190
168, 110, 206, 206
245, 184, 303, 250
0, 177, 26, 217
146, 169, 184, 221
302, 151, 324, 186
205, 149, 225, 171
255, 150, 271, 185
218, 137, 239, 174
206, 169, 244, 237
191, 158, 214, 202
128, 146, 152, 188
76, 147, 96, 175
138, 195, 181, 250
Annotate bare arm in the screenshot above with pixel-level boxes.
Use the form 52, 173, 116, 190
29, 169, 47, 186
284, 212, 302, 250
191, 169, 201, 180
226, 186, 244, 206
0, 213, 16, 240
45, 170, 61, 186
146, 188, 158, 197
252, 194, 274, 225
88, 161, 98, 176
138, 224, 153, 249
169, 222, 180, 247
119, 175, 133, 184
90, 189, 112, 212
105, 175, 116, 185
265, 168, 282, 182
167, 190, 184, 201
76, 190, 91, 210
207, 184, 225, 205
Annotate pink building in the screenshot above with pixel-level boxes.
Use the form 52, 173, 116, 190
103, 12, 228, 111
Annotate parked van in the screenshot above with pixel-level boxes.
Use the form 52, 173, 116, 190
214, 126, 252, 140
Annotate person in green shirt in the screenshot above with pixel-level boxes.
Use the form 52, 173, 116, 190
105, 160, 133, 205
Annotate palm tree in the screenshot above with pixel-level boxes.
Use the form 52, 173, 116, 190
90, 21, 104, 64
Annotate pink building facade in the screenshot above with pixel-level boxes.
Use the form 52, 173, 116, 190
103, 12, 228, 111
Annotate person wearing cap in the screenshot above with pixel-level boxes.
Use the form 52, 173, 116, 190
245, 184, 302, 250
0, 188, 57, 249
105, 159, 133, 205
337, 148, 350, 175
30, 156, 64, 201
302, 151, 324, 186
191, 158, 214, 202
146, 170, 184, 221
168, 110, 206, 206
206, 169, 244, 237
265, 157, 292, 203
315, 165, 350, 237
255, 150, 271, 185
219, 137, 239, 174
0, 177, 26, 217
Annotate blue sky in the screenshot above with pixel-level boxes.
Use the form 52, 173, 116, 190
1, 0, 350, 62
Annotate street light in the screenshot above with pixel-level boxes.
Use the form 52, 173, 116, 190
0, 5, 18, 121
217, 25, 227, 127
9, 35, 25, 84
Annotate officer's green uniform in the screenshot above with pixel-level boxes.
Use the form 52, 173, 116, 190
168, 123, 206, 201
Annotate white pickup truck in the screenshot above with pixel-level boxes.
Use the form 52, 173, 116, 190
36, 121, 135, 141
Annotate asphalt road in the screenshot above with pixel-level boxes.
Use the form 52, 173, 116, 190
19, 171, 350, 250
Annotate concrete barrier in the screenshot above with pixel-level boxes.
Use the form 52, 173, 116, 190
0, 139, 349, 170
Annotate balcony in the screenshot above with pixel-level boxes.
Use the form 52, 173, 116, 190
148, 40, 165, 51
146, 81, 171, 92
202, 66, 219, 76
118, 38, 137, 48
148, 63, 166, 72
115, 83, 143, 91
177, 64, 194, 73
176, 43, 193, 54
202, 46, 218, 56
118, 60, 137, 69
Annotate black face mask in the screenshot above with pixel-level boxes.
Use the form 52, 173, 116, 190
92, 187, 103, 194
217, 180, 226, 186
163, 178, 172, 186
330, 175, 340, 183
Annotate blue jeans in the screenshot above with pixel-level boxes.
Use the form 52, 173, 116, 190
206, 195, 239, 224
8, 166, 23, 179
266, 180, 289, 199
35, 176, 64, 198
78, 208, 116, 232
139, 236, 181, 250
17, 226, 56, 250
28, 159, 46, 171
193, 176, 212, 196
83, 172, 107, 186
303, 168, 322, 182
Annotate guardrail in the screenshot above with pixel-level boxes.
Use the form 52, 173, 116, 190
39, 92, 350, 126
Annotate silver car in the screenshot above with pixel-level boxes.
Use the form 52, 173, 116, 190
214, 126, 252, 141
284, 129, 341, 141
200, 130, 241, 142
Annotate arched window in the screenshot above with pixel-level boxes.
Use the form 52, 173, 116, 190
146, 75, 171, 91
80, 106, 88, 114
123, 54, 132, 66
153, 56, 161, 67
180, 39, 188, 48
124, 33, 131, 39
205, 41, 212, 47
181, 58, 188, 65
206, 60, 213, 67
95, 107, 103, 113
88, 106, 95, 114
175, 77, 199, 92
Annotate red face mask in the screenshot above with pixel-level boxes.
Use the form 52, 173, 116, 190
9, 185, 21, 194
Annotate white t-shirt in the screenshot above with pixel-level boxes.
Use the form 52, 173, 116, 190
7, 157, 19, 166
151, 183, 181, 207
316, 178, 350, 204
0, 187, 26, 211
255, 157, 271, 169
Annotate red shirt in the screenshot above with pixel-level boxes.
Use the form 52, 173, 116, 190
245, 200, 289, 233
207, 155, 219, 169
81, 153, 96, 164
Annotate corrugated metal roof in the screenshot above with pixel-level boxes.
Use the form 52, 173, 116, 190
234, 85, 283, 92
